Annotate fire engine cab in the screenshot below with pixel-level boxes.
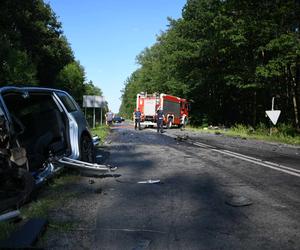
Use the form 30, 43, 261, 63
136, 92, 190, 128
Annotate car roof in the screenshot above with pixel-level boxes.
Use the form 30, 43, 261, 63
0, 86, 69, 96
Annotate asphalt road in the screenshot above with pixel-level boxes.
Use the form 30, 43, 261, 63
91, 122, 300, 250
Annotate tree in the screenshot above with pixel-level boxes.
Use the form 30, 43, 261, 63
0, 0, 74, 86
55, 61, 85, 102
84, 80, 103, 96
120, 0, 300, 129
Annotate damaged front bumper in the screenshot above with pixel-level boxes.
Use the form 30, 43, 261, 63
33, 155, 116, 185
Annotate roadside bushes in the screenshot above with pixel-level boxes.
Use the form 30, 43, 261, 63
229, 123, 300, 145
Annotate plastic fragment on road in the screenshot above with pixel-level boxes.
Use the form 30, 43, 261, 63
0, 210, 21, 222
225, 195, 253, 207
0, 218, 47, 249
175, 135, 189, 141
138, 179, 160, 184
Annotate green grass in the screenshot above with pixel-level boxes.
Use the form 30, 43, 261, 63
91, 125, 110, 144
187, 123, 300, 145
0, 221, 15, 241
0, 173, 81, 241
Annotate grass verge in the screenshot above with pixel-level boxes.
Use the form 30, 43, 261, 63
0, 173, 80, 241
91, 125, 110, 144
187, 123, 300, 146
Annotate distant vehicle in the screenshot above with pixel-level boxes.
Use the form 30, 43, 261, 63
136, 92, 190, 128
113, 116, 124, 123
0, 86, 111, 213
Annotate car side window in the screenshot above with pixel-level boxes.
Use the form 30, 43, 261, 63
57, 93, 78, 112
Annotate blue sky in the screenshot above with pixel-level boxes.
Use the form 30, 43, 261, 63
48, 0, 186, 113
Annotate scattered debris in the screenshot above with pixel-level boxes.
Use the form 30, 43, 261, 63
175, 135, 189, 141
0, 210, 21, 222
107, 165, 118, 171
138, 179, 160, 184
0, 218, 47, 249
225, 195, 253, 207
58, 157, 114, 176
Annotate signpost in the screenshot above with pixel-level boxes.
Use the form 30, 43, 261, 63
83, 95, 106, 128
265, 97, 281, 134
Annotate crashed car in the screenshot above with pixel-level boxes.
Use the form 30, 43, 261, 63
0, 86, 112, 212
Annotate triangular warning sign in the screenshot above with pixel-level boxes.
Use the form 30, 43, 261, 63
265, 110, 281, 125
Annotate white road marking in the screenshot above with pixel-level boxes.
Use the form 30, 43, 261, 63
212, 148, 300, 178
164, 133, 300, 178
223, 150, 300, 174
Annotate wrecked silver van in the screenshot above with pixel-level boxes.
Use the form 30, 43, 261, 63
0, 87, 111, 212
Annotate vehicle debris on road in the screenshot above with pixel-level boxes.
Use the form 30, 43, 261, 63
138, 179, 161, 184
225, 195, 253, 207
175, 135, 189, 141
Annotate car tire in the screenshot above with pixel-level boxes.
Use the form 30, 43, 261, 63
80, 134, 95, 163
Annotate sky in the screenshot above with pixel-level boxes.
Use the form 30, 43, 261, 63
48, 0, 186, 113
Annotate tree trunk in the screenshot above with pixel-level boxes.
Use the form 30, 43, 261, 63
288, 65, 299, 129
295, 62, 300, 130
253, 90, 257, 126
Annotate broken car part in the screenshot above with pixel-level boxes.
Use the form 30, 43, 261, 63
138, 179, 160, 184
58, 157, 114, 172
0, 210, 21, 222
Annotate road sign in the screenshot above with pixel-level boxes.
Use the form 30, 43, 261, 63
82, 95, 105, 108
265, 110, 281, 125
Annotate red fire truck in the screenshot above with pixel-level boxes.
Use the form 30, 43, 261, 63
136, 92, 190, 128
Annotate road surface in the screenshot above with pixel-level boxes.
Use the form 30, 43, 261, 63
91, 122, 300, 250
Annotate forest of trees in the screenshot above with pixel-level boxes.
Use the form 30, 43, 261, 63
0, 0, 102, 103
119, 0, 300, 130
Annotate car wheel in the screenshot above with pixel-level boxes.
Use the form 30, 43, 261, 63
80, 134, 95, 163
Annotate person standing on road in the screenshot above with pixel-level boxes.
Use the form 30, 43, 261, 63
156, 107, 164, 133
134, 108, 142, 130
105, 110, 114, 126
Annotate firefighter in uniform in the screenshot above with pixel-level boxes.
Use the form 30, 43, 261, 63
156, 107, 164, 133
134, 108, 142, 130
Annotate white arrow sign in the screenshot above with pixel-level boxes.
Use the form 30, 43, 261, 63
265, 110, 281, 125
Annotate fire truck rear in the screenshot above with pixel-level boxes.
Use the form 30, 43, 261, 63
136, 92, 190, 128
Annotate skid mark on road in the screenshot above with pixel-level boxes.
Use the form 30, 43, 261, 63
165, 133, 300, 178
